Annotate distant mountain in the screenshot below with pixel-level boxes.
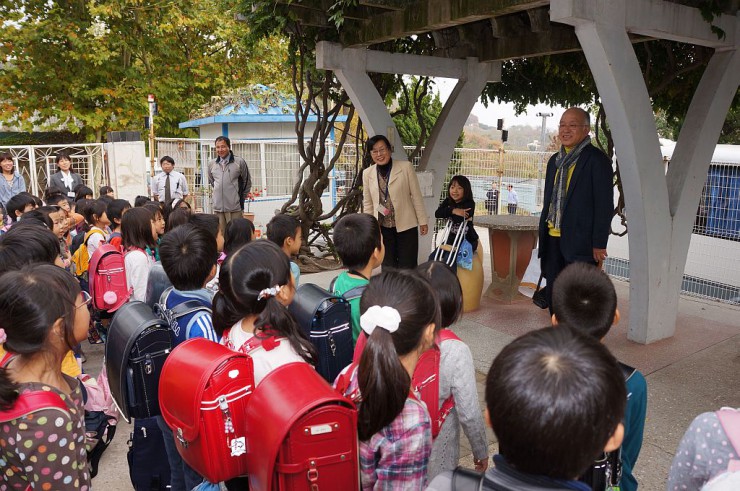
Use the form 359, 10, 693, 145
463, 118, 557, 151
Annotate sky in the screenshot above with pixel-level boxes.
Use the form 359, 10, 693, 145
433, 77, 564, 130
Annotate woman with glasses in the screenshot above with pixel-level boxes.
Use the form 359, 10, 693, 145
362, 135, 428, 269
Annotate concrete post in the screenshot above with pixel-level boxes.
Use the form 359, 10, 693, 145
552, 0, 740, 342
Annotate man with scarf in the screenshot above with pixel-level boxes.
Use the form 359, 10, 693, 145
538, 107, 613, 312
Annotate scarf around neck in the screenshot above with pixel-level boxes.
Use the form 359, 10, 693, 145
546, 135, 592, 230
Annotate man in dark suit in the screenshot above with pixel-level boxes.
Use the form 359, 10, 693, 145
538, 107, 613, 311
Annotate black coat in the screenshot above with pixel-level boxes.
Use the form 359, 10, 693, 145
538, 144, 613, 265
49, 171, 84, 195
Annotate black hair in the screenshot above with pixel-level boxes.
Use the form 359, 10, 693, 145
122, 207, 156, 251
215, 136, 231, 148
364, 135, 393, 165
357, 270, 440, 441
212, 240, 317, 363
160, 155, 175, 166
143, 202, 164, 222
100, 185, 114, 196
0, 221, 60, 271
189, 213, 220, 241
163, 198, 191, 224
83, 199, 107, 228
551, 262, 617, 340
0, 265, 81, 409
74, 198, 94, 234
21, 206, 60, 230
266, 214, 299, 249
160, 223, 217, 290
55, 151, 72, 166
166, 207, 191, 233
134, 195, 150, 207
334, 214, 381, 270
0, 152, 15, 174
107, 199, 131, 230
224, 217, 254, 255
19, 191, 43, 208
486, 326, 626, 480
45, 190, 68, 207
448, 175, 474, 202
416, 261, 462, 328
98, 194, 113, 205
6, 193, 36, 220
74, 185, 94, 202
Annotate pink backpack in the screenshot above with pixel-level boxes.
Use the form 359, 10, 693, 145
89, 244, 131, 312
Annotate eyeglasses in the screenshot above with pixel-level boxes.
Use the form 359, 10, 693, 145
77, 290, 92, 309
370, 147, 389, 156
558, 123, 589, 130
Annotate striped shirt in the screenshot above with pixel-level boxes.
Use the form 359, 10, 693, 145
161, 288, 218, 345
336, 365, 433, 490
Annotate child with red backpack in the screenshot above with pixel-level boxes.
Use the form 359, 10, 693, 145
106, 198, 131, 251
0, 265, 93, 491
71, 199, 110, 291
416, 261, 489, 480
213, 239, 318, 490
335, 269, 440, 490
122, 207, 157, 302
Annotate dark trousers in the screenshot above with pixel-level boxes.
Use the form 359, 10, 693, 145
508, 204, 518, 215
544, 234, 597, 314
155, 415, 204, 491
381, 226, 419, 270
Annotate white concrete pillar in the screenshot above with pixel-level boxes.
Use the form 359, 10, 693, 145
552, 0, 740, 343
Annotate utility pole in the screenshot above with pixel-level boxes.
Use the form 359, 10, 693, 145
147, 94, 157, 178
536, 112, 552, 208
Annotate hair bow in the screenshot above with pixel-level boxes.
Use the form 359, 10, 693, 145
0, 328, 6, 345
360, 305, 401, 336
257, 285, 282, 301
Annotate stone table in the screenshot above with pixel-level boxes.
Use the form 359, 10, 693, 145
474, 215, 539, 303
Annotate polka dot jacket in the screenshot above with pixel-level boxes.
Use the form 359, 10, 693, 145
0, 375, 91, 491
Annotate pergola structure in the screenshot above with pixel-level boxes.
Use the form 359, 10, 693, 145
283, 0, 739, 344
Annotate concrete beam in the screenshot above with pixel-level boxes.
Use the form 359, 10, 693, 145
317, 41, 500, 81
480, 23, 582, 60
342, 0, 548, 47
552, 0, 736, 48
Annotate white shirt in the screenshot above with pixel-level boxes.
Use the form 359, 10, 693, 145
225, 320, 307, 385
124, 249, 153, 302
508, 188, 518, 205
151, 170, 189, 202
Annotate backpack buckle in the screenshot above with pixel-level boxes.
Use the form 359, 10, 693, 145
307, 461, 319, 488
176, 427, 189, 448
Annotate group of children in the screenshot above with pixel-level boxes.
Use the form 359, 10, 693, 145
0, 174, 733, 491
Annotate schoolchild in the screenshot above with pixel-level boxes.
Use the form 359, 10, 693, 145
332, 213, 385, 342
189, 213, 224, 252
143, 202, 165, 260
74, 185, 94, 202
5, 192, 36, 224
427, 326, 627, 491
162, 197, 191, 224
335, 269, 440, 490
416, 261, 489, 479
121, 207, 157, 302
166, 207, 191, 233
434, 175, 479, 252
266, 213, 302, 286
81, 199, 111, 257
134, 195, 150, 207
222, 217, 254, 262
213, 240, 317, 385
107, 198, 131, 251
551, 262, 647, 491
100, 185, 115, 198
0, 264, 92, 491
156, 223, 219, 491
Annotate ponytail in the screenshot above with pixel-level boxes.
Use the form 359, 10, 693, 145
216, 240, 316, 363
357, 328, 410, 440
356, 270, 440, 441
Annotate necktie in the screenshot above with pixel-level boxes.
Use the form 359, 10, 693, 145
165, 173, 172, 202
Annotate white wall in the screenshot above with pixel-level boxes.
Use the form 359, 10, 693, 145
106, 141, 148, 204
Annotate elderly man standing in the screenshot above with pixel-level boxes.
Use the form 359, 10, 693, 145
208, 136, 251, 232
539, 107, 614, 310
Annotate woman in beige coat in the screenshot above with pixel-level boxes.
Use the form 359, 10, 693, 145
362, 135, 428, 269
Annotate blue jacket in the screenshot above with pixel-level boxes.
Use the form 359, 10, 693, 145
0, 172, 27, 209
161, 288, 217, 346
621, 368, 648, 491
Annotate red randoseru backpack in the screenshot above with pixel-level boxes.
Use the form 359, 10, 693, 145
411, 329, 461, 439
158, 338, 255, 483
246, 362, 359, 491
88, 243, 131, 312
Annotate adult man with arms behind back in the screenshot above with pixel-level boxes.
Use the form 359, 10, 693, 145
539, 107, 613, 311
208, 136, 251, 233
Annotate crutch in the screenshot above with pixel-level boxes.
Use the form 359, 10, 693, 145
433, 219, 469, 267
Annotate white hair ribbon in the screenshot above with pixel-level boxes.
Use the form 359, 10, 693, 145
360, 305, 401, 336
257, 285, 282, 301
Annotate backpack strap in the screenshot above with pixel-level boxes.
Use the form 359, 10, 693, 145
329, 276, 337, 293
433, 329, 460, 433
0, 391, 68, 422
241, 333, 283, 354
618, 361, 637, 382
451, 466, 484, 491
716, 409, 740, 472
334, 362, 360, 402
341, 285, 367, 302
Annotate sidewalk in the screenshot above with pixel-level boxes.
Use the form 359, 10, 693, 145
90, 246, 740, 490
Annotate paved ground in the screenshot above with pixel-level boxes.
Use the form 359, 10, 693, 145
90, 231, 740, 490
